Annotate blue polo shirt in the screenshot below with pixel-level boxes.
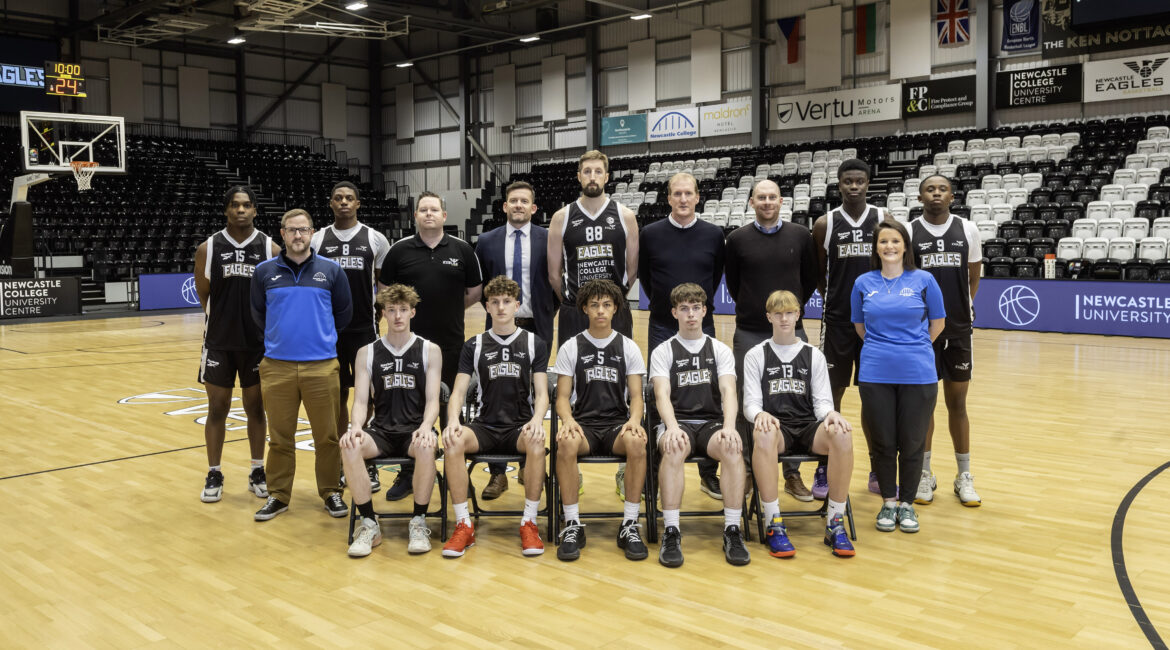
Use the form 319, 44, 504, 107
850, 269, 946, 384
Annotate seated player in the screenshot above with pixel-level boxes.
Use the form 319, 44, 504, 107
745, 290, 856, 558
649, 283, 750, 567
552, 279, 649, 562
340, 284, 442, 558
441, 276, 551, 558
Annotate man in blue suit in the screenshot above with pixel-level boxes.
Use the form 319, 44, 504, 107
474, 180, 558, 498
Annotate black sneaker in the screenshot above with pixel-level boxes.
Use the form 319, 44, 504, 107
557, 521, 586, 561
699, 474, 722, 500
385, 468, 413, 501
254, 497, 288, 521
201, 469, 224, 503
658, 526, 683, 568
247, 467, 268, 498
722, 525, 751, 566
324, 493, 348, 518
367, 463, 381, 493
617, 520, 649, 560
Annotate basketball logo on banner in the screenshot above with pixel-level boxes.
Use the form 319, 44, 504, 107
999, 285, 1040, 326
180, 277, 201, 305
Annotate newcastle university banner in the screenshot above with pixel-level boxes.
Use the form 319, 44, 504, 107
995, 64, 1082, 108
973, 278, 1170, 339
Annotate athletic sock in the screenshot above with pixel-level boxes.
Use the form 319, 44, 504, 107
723, 508, 742, 529
209, 465, 222, 473
955, 452, 971, 474
357, 500, 375, 520
623, 500, 640, 522
454, 502, 470, 525
922, 450, 932, 474
762, 499, 780, 522
884, 499, 898, 508
522, 499, 540, 524
413, 501, 428, 517
663, 509, 680, 529
827, 498, 846, 523
250, 459, 263, 469
563, 503, 580, 524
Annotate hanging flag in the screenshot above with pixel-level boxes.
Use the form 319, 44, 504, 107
1001, 0, 1038, 52
855, 2, 887, 55
935, 0, 970, 47
777, 17, 800, 64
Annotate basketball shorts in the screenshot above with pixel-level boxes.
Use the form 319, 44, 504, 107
778, 420, 822, 455
366, 425, 431, 457
655, 420, 723, 459
934, 335, 973, 382
820, 322, 863, 389
198, 347, 263, 388
337, 330, 376, 389
468, 422, 523, 454
578, 418, 628, 456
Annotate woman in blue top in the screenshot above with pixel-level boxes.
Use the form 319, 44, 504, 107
850, 219, 946, 534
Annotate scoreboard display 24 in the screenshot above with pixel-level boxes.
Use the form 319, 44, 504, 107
44, 61, 86, 97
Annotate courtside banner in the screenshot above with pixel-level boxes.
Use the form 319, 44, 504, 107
699, 99, 752, 137
0, 277, 80, 318
639, 275, 823, 319
973, 278, 1170, 338
140, 272, 202, 311
769, 84, 900, 130
1082, 56, 1170, 103
994, 64, 1082, 108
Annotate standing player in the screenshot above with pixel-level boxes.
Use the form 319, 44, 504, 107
552, 279, 649, 562
311, 181, 391, 492
341, 284, 442, 557
547, 150, 639, 341
649, 283, 749, 567
745, 290, 856, 558
440, 276, 551, 558
812, 159, 882, 494
909, 175, 982, 507
193, 185, 280, 503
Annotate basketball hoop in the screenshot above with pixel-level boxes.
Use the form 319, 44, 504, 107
70, 160, 99, 191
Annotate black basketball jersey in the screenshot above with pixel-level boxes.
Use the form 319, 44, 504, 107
367, 335, 430, 435
759, 343, 816, 426
667, 337, 721, 421
911, 216, 972, 334
315, 224, 380, 335
463, 330, 548, 428
203, 229, 273, 351
824, 206, 880, 324
561, 199, 627, 301
571, 332, 630, 426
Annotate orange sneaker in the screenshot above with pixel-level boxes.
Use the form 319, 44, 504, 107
442, 521, 475, 558
520, 520, 545, 556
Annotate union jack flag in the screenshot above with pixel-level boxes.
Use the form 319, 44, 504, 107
936, 0, 970, 47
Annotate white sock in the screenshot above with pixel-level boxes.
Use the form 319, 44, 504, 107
251, 459, 263, 469
956, 452, 971, 474
209, 465, 222, 473
362, 516, 377, 527
827, 498, 846, 523
884, 499, 897, 508
663, 509, 680, 529
724, 508, 742, 529
922, 450, 932, 474
522, 499, 540, 524
454, 502, 470, 525
563, 503, 579, 524
623, 500, 640, 522
899, 501, 914, 509
762, 499, 780, 522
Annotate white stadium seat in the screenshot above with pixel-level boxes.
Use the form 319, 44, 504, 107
1136, 139, 1158, 154
1007, 188, 1029, 207
966, 138, 986, 151
1041, 133, 1061, 147
1112, 169, 1137, 186
951, 151, 971, 165
965, 189, 987, 206
1099, 184, 1124, 202
1001, 136, 1021, 148
948, 140, 965, 152
970, 205, 991, 221
1125, 153, 1148, 170
1095, 218, 1122, 241
1124, 184, 1149, 202
1107, 237, 1136, 261
1110, 200, 1136, 220
888, 206, 910, 222
976, 220, 999, 241
887, 193, 907, 208
986, 189, 1008, 205
1060, 132, 1081, 147
1021, 173, 1043, 191
985, 137, 1004, 149
1022, 134, 1042, 148
1002, 173, 1022, 189
934, 152, 952, 165
1081, 237, 1109, 261
981, 174, 1003, 190
1008, 148, 1029, 163
1148, 126, 1170, 140
1086, 201, 1112, 221
991, 204, 1014, 223
1071, 219, 1098, 239
1138, 237, 1168, 261
1057, 237, 1084, 260
1152, 217, 1170, 240
1146, 153, 1170, 169
1122, 218, 1150, 240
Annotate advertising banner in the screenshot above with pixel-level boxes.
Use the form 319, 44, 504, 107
647, 107, 700, 142
1040, 0, 1170, 57
0, 277, 80, 319
600, 114, 647, 146
1082, 56, 1170, 103
699, 99, 752, 137
902, 76, 977, 118
994, 64, 1082, 108
769, 84, 901, 130
973, 278, 1170, 338
140, 273, 202, 311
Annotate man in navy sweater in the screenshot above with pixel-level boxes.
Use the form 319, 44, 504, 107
250, 208, 353, 522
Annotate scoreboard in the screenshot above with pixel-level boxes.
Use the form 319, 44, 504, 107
44, 60, 86, 97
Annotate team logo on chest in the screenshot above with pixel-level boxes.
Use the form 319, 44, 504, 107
220, 249, 256, 278
767, 364, 806, 395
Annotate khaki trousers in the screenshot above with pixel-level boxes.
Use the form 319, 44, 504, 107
259, 357, 341, 504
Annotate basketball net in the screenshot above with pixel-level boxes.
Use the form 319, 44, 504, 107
71, 161, 99, 191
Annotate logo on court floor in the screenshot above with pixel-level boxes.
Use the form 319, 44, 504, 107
180, 277, 200, 305
998, 284, 1040, 326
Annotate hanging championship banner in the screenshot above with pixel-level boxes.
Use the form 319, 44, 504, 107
1001, 0, 1039, 52
902, 76, 977, 118
995, 64, 1083, 108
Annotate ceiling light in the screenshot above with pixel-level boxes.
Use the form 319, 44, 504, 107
396, 62, 414, 68
345, 1, 368, 9
519, 35, 540, 42
227, 36, 246, 44
631, 13, 652, 20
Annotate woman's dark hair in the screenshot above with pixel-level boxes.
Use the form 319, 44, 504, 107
869, 219, 918, 271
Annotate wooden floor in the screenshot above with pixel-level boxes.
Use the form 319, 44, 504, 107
2, 307, 1169, 648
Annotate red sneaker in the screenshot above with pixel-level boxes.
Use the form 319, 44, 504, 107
520, 520, 545, 556
442, 521, 475, 558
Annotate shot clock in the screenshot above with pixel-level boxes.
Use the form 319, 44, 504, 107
44, 61, 86, 97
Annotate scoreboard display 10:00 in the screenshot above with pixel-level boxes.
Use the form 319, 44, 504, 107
44, 60, 86, 97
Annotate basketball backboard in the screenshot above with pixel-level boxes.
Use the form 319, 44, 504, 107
20, 111, 126, 174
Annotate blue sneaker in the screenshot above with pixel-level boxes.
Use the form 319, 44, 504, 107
811, 465, 829, 500
765, 514, 796, 558
823, 514, 855, 557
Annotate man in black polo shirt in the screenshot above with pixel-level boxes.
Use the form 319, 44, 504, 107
379, 191, 483, 499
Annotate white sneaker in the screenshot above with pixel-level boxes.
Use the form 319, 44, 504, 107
407, 515, 432, 554
348, 518, 382, 557
954, 472, 981, 507
914, 470, 936, 505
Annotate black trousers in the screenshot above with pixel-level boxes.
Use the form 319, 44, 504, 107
858, 382, 938, 501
